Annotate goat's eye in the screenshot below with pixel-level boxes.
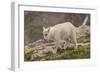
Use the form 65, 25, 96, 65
45, 34, 47, 36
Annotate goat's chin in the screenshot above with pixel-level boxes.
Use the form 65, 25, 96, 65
43, 38, 48, 42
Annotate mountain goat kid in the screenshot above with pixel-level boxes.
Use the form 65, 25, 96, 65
43, 22, 77, 50
42, 16, 89, 54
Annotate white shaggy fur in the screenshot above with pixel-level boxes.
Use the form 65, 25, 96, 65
43, 22, 77, 49
42, 16, 89, 50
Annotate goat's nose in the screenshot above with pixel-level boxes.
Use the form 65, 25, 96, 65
43, 38, 47, 42
43, 38, 48, 43
43, 38, 46, 40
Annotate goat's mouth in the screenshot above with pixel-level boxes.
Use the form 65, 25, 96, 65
43, 38, 48, 43
43, 38, 54, 43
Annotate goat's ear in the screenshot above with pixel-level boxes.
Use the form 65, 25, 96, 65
48, 27, 51, 32
43, 26, 45, 30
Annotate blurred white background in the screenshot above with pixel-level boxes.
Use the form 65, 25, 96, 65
0, 0, 100, 73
